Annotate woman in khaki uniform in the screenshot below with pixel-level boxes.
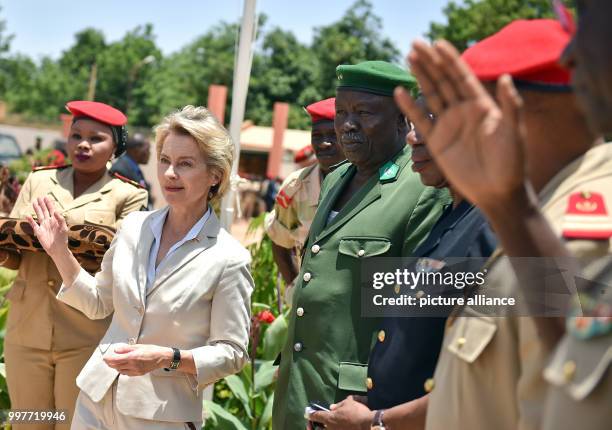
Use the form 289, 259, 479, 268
0, 101, 148, 429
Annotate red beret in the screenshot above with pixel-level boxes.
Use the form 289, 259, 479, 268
294, 145, 315, 163
305, 98, 335, 124
66, 100, 127, 126
461, 19, 571, 87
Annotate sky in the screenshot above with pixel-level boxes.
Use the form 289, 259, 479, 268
1, 0, 452, 60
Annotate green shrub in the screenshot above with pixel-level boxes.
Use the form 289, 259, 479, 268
204, 214, 289, 430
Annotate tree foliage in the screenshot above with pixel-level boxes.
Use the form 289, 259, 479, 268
139, 21, 239, 127
0, 5, 14, 96
0, 5, 11, 55
427, 0, 575, 51
312, 0, 400, 97
0, 0, 401, 130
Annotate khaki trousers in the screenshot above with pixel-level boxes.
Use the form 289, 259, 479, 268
4, 343, 95, 430
71, 382, 202, 430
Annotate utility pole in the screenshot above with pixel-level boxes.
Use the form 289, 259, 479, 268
220, 0, 257, 230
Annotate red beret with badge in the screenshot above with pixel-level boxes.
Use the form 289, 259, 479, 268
305, 98, 335, 124
461, 19, 571, 88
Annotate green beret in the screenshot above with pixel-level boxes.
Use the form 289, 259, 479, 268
336, 60, 417, 97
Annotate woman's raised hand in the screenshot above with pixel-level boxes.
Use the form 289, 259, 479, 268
27, 196, 69, 258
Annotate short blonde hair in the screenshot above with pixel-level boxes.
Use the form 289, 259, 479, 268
154, 106, 234, 203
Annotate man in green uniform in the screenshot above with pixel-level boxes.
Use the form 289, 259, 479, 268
272, 61, 450, 430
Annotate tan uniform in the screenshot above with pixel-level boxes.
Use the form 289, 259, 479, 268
264, 163, 321, 253
541, 256, 612, 430
426, 144, 612, 430
4, 165, 147, 429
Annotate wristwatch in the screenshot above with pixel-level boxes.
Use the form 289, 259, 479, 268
371, 409, 386, 430
163, 347, 181, 371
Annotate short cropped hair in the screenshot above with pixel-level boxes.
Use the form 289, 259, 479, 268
154, 106, 234, 203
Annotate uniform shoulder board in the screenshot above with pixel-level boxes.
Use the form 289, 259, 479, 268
111, 172, 146, 189
562, 191, 612, 239
275, 168, 307, 209
33, 164, 71, 172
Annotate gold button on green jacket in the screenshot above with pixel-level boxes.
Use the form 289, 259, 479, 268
272, 146, 450, 429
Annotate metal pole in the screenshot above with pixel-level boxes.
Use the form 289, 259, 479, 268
220, 0, 257, 230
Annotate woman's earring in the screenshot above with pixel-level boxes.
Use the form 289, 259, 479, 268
208, 183, 218, 199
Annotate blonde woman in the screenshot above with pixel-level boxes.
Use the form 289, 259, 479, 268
28, 106, 254, 429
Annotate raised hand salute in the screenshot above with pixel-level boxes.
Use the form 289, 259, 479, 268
394, 40, 528, 214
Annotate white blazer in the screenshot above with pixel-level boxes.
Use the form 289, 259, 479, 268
57, 209, 253, 422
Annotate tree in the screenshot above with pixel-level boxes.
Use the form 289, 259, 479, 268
59, 28, 106, 74
0, 5, 14, 97
0, 5, 12, 56
1, 54, 37, 112
248, 27, 321, 129
139, 21, 238, 127
94, 24, 161, 125
427, 0, 575, 51
56, 28, 107, 106
0, 1, 402, 130
312, 0, 400, 97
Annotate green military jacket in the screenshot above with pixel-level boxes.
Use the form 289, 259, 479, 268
272, 145, 450, 429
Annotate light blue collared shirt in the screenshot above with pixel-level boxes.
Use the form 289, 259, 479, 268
146, 206, 212, 291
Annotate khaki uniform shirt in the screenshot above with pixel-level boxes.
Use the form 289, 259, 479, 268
541, 256, 612, 430
6, 165, 148, 351
264, 164, 321, 254
426, 144, 612, 430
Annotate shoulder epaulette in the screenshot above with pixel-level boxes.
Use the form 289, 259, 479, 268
111, 172, 146, 189
33, 164, 71, 172
275, 168, 307, 209
563, 190, 612, 239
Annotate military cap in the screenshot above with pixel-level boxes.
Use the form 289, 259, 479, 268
305, 98, 335, 124
336, 61, 417, 97
461, 19, 571, 90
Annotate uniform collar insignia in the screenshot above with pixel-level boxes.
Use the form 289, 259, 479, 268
379, 161, 400, 182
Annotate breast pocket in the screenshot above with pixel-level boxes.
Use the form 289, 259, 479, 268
446, 316, 497, 363
337, 361, 368, 393
544, 336, 612, 401
84, 209, 116, 226
338, 237, 391, 259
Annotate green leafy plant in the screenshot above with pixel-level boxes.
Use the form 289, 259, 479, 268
204, 214, 289, 430
0, 268, 16, 412
7, 148, 53, 183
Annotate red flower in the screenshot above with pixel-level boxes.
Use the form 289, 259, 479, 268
255, 310, 276, 324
